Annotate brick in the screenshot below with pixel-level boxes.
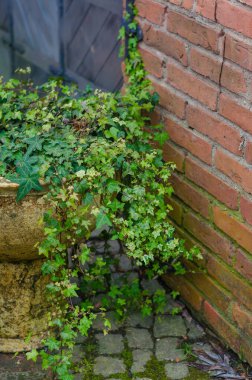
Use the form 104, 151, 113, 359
165, 117, 212, 164
187, 271, 232, 313
213, 206, 252, 253
187, 104, 243, 155
149, 109, 162, 125
241, 196, 252, 225
203, 301, 241, 353
245, 139, 252, 164
167, 11, 221, 53
136, 0, 166, 25
143, 24, 188, 66
170, 174, 210, 218
215, 148, 252, 194
163, 275, 203, 312
163, 142, 186, 172
233, 304, 252, 337
220, 61, 247, 95
182, 245, 209, 267
170, 0, 194, 9
152, 81, 186, 119
195, 0, 216, 21
207, 255, 252, 310
183, 212, 235, 264
217, 0, 252, 39
235, 248, 252, 281
185, 157, 238, 209
219, 93, 252, 134
139, 46, 163, 78
169, 198, 183, 225
174, 224, 207, 261
190, 47, 222, 83
225, 34, 252, 72
167, 62, 219, 110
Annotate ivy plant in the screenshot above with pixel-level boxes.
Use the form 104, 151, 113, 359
0, 4, 201, 379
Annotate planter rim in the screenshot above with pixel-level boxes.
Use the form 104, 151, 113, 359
0, 177, 19, 189
0, 176, 48, 195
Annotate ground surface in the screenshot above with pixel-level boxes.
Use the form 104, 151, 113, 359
0, 238, 250, 380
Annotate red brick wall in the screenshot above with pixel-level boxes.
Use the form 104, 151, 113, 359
135, 0, 252, 364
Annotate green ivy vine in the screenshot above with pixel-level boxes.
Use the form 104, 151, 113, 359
0, 4, 201, 379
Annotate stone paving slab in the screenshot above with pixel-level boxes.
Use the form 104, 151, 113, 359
141, 279, 165, 295
165, 363, 189, 379
93, 311, 123, 331
126, 328, 153, 350
93, 356, 126, 376
126, 312, 153, 329
0, 373, 46, 380
96, 333, 124, 354
156, 337, 186, 361
185, 319, 205, 340
131, 349, 152, 373
118, 255, 133, 271
154, 316, 187, 338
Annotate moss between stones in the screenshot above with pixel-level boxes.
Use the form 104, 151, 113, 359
122, 343, 134, 372
184, 367, 211, 380
136, 356, 167, 379
75, 336, 212, 380
77, 337, 103, 380
135, 356, 211, 380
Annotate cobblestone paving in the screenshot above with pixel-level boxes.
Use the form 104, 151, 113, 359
0, 238, 247, 379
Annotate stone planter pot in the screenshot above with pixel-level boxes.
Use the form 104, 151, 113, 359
0, 177, 98, 353
0, 178, 50, 353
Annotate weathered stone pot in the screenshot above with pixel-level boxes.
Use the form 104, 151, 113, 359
0, 178, 49, 353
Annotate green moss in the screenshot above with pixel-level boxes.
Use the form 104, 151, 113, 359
121, 343, 133, 370
79, 357, 103, 380
184, 367, 211, 380
76, 337, 104, 380
108, 374, 131, 380
131, 356, 211, 380
138, 356, 167, 380
108, 344, 133, 380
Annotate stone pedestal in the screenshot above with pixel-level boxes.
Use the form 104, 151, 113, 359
0, 260, 50, 352
0, 178, 49, 352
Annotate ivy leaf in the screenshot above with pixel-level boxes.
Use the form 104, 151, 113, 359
10, 160, 42, 201
63, 283, 78, 298
107, 179, 120, 194
26, 349, 38, 362
46, 337, 60, 351
25, 135, 43, 155
151, 91, 160, 106
109, 198, 123, 212
154, 131, 169, 146
96, 210, 112, 229
104, 127, 119, 140
83, 192, 93, 205
79, 245, 90, 264
78, 316, 92, 336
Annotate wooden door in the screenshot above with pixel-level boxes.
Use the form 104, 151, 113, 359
63, 0, 123, 91
0, 0, 11, 79
0, 0, 123, 91
12, 0, 61, 83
